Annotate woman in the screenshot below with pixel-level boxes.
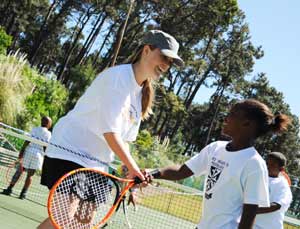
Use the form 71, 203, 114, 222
38, 30, 184, 229
150, 99, 291, 229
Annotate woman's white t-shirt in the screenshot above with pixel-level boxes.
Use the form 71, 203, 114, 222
254, 176, 292, 229
46, 64, 142, 171
185, 141, 270, 229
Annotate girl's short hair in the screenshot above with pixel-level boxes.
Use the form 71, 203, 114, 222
268, 152, 287, 167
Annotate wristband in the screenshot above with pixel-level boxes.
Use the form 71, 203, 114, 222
151, 169, 161, 179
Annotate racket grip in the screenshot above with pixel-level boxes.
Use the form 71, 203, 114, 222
150, 169, 161, 179
134, 169, 161, 184
134, 176, 143, 184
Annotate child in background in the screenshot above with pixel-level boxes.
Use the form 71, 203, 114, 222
254, 152, 293, 229
150, 99, 291, 229
2, 116, 52, 199
118, 164, 138, 211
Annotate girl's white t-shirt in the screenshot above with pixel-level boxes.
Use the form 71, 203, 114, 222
46, 64, 142, 171
185, 141, 269, 229
254, 176, 292, 229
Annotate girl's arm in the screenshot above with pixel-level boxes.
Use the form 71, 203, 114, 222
238, 204, 258, 229
152, 164, 194, 180
256, 202, 281, 214
104, 132, 144, 181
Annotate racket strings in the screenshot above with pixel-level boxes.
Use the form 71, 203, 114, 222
50, 171, 119, 229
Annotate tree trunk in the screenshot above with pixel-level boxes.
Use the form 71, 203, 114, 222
205, 72, 230, 145
57, 9, 92, 82
29, 0, 68, 64
110, 0, 135, 66
73, 12, 107, 66
92, 23, 115, 67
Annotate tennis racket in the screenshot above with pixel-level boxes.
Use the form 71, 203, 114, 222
48, 168, 143, 229
6, 159, 24, 185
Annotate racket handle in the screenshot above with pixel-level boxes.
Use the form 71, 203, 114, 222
150, 169, 161, 179
134, 169, 161, 184
134, 176, 143, 184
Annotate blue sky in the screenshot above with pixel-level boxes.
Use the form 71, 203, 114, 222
238, 1, 300, 116
196, 1, 300, 116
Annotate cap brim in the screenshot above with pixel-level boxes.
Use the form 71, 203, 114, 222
161, 49, 184, 67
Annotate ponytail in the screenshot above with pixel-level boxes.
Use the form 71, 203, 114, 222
236, 99, 292, 137
141, 78, 154, 120
129, 45, 156, 120
269, 114, 291, 133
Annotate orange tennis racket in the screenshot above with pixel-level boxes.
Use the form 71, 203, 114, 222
47, 168, 143, 229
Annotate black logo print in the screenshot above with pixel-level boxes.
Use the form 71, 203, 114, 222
206, 166, 222, 191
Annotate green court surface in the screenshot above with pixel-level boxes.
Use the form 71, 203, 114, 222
0, 193, 47, 228
0, 185, 198, 229
0, 162, 200, 228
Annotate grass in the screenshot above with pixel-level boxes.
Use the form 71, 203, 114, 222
140, 192, 202, 223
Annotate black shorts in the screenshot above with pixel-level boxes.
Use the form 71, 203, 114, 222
69, 171, 113, 203
41, 156, 115, 204
41, 156, 83, 190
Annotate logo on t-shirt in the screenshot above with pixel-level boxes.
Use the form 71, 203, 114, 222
206, 166, 222, 191
205, 157, 228, 199
122, 104, 139, 125
129, 104, 139, 125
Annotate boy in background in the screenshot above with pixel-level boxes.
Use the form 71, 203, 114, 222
254, 152, 293, 229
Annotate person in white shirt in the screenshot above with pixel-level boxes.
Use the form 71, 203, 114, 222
38, 30, 184, 229
2, 116, 52, 199
254, 152, 293, 229
150, 99, 291, 229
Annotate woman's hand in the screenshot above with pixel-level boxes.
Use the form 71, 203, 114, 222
127, 168, 146, 184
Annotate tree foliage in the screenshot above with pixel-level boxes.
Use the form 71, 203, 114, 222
17, 64, 68, 130
0, 0, 299, 175
0, 26, 12, 54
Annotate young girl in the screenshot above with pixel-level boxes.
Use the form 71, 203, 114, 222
38, 30, 184, 229
150, 99, 291, 229
254, 152, 293, 229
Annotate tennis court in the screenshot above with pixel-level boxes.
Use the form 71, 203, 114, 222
0, 162, 200, 228
0, 127, 300, 228
0, 139, 202, 229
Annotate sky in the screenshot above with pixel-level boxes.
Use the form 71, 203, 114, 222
196, 1, 300, 117
238, 1, 300, 116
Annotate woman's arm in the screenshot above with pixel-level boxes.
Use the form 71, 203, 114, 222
238, 204, 258, 229
104, 132, 144, 180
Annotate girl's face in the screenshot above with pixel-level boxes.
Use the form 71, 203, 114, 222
142, 46, 173, 80
221, 107, 250, 137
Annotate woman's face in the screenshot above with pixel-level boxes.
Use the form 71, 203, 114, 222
142, 46, 173, 80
